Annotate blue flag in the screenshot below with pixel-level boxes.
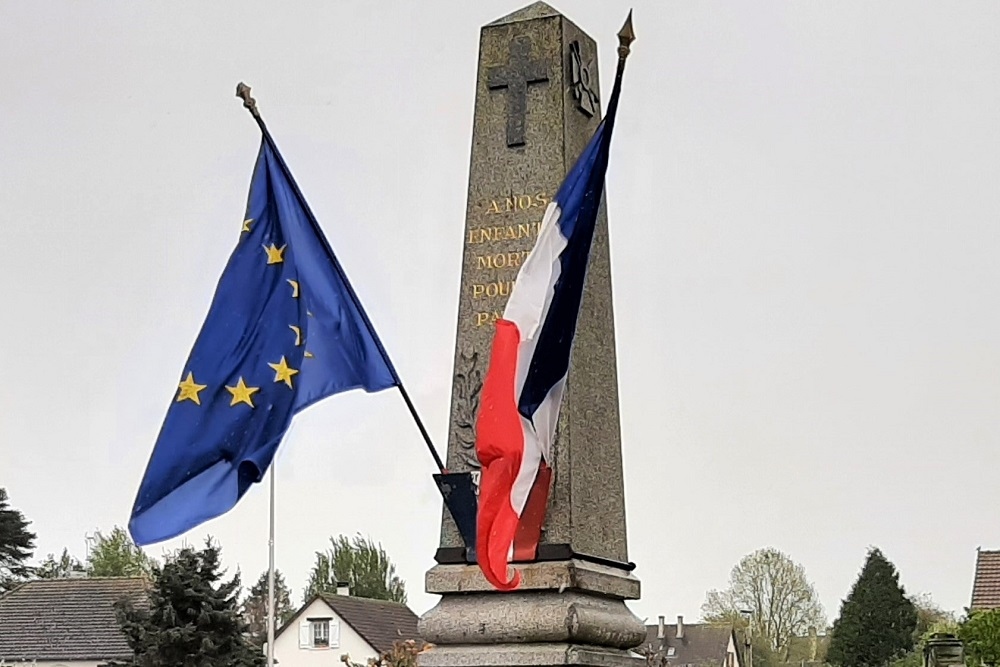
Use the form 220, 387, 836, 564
128, 135, 399, 546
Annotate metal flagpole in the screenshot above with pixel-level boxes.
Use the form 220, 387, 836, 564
267, 465, 275, 667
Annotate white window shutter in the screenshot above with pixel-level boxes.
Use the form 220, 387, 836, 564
330, 619, 341, 648
298, 620, 312, 648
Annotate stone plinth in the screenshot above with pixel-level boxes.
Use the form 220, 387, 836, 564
419, 560, 645, 667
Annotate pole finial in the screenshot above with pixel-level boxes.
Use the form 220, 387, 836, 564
617, 10, 635, 59
236, 82, 260, 119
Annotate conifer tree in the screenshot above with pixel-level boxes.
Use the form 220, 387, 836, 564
242, 569, 294, 647
828, 547, 917, 667
110, 539, 264, 667
0, 488, 36, 592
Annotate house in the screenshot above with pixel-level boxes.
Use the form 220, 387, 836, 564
273, 587, 421, 666
971, 548, 1000, 611
0, 575, 147, 667
636, 616, 743, 667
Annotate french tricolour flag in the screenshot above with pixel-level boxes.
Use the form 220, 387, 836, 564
474, 45, 629, 591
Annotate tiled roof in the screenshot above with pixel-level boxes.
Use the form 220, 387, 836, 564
971, 549, 1000, 611
320, 594, 420, 653
0, 576, 147, 662
638, 621, 736, 667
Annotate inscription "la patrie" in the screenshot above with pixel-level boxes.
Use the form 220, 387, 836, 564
468, 191, 548, 327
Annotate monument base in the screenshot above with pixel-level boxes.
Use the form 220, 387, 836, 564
420, 643, 643, 667
418, 560, 645, 667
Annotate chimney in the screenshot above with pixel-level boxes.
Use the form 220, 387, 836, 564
335, 581, 350, 596
677, 615, 684, 639
658, 616, 665, 639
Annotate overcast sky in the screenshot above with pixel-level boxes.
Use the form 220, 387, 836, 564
3, 0, 1000, 626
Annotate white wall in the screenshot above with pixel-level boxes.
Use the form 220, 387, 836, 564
273, 598, 377, 667
726, 634, 739, 667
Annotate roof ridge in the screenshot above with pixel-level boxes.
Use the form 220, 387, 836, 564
320, 593, 408, 606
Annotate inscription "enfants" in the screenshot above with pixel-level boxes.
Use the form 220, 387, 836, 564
467, 221, 542, 245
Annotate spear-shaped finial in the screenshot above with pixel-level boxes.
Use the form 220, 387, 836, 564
236, 82, 260, 120
617, 10, 635, 60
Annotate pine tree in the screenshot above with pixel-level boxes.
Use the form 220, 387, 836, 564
110, 539, 264, 667
0, 488, 36, 593
242, 569, 294, 647
828, 547, 917, 667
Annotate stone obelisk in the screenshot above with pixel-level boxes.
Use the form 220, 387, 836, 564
419, 3, 645, 666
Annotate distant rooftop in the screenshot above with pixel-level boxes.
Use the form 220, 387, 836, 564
638, 617, 737, 667
0, 576, 147, 662
971, 548, 1000, 611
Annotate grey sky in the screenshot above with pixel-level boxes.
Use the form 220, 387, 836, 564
2, 0, 999, 625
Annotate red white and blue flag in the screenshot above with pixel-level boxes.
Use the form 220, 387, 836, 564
474, 41, 630, 590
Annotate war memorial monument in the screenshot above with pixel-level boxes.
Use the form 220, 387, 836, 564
418, 3, 647, 666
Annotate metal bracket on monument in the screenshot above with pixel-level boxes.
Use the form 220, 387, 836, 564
434, 471, 479, 563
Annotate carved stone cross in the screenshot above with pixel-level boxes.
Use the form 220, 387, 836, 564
487, 35, 550, 147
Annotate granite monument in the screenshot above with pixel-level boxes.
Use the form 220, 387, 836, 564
419, 3, 645, 666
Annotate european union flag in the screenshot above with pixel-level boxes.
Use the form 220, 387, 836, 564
128, 133, 399, 546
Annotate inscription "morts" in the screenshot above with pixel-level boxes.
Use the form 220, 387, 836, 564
477, 250, 530, 270
485, 192, 549, 214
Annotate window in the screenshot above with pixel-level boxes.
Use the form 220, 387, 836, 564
667, 648, 676, 657
312, 620, 330, 647
299, 617, 340, 650
726, 653, 735, 667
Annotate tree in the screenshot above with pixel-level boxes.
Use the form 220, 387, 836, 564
87, 526, 155, 577
827, 547, 918, 667
342, 639, 426, 667
35, 547, 85, 578
0, 488, 36, 592
109, 538, 264, 667
910, 593, 955, 640
960, 609, 1000, 667
702, 547, 826, 654
885, 594, 958, 667
304, 534, 406, 604
242, 569, 294, 647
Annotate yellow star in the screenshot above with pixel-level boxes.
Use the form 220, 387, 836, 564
268, 356, 299, 389
287, 279, 299, 298
225, 377, 260, 408
263, 243, 286, 265
176, 372, 207, 405
289, 325, 302, 346
242, 218, 253, 233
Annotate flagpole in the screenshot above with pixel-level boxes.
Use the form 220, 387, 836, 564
267, 465, 275, 667
234, 83, 446, 475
